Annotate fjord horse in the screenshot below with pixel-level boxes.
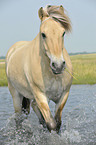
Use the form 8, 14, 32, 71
6, 5, 73, 132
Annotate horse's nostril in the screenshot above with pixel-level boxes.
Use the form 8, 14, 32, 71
52, 62, 56, 69
63, 61, 65, 65
61, 61, 65, 70
51, 61, 65, 74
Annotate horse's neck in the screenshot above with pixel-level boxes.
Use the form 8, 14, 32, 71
30, 33, 50, 68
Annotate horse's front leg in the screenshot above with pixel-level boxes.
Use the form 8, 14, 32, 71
32, 100, 46, 126
55, 91, 69, 133
33, 87, 56, 132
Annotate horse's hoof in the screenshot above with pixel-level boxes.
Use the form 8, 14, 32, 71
55, 120, 62, 133
46, 121, 56, 132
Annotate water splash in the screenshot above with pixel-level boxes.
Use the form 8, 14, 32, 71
0, 112, 82, 145
0, 85, 96, 145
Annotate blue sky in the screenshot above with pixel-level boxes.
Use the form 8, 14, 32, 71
0, 0, 96, 56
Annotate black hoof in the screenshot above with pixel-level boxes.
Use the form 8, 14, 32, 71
56, 121, 62, 133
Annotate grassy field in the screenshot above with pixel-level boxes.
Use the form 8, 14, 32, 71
0, 53, 96, 86
70, 53, 96, 84
0, 60, 7, 86
0, 59, 5, 62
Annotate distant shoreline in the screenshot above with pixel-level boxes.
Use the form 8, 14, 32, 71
0, 62, 5, 64
0, 52, 96, 59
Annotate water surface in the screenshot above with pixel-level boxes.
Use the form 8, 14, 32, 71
0, 85, 96, 145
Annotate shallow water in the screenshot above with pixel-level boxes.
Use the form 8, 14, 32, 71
0, 85, 96, 145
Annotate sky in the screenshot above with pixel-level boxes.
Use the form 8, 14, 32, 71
0, 0, 96, 56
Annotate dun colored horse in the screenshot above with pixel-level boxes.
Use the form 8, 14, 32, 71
6, 5, 73, 132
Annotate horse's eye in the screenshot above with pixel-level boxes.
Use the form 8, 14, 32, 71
41, 33, 46, 39
47, 5, 51, 8
62, 32, 65, 37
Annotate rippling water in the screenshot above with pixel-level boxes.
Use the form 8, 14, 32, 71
0, 85, 96, 145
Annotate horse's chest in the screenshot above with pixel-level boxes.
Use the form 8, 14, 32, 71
45, 78, 63, 102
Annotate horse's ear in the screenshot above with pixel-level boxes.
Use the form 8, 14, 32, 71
59, 5, 64, 14
38, 7, 49, 21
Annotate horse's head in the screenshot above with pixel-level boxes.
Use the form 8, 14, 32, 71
38, 5, 71, 74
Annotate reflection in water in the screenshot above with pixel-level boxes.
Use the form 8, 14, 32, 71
0, 85, 96, 145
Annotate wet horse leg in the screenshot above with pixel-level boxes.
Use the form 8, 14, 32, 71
8, 81, 23, 113
55, 91, 69, 133
32, 100, 46, 127
8, 81, 30, 114
32, 87, 56, 132
8, 81, 27, 129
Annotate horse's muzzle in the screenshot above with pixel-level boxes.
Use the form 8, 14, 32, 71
51, 61, 66, 74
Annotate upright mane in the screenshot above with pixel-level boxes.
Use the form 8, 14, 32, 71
44, 5, 71, 32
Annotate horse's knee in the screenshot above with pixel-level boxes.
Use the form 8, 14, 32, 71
46, 121, 56, 132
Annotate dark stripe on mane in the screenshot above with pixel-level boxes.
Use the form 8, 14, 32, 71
45, 5, 71, 32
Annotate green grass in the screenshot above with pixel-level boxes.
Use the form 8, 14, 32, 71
70, 53, 96, 84
0, 59, 5, 62
0, 63, 8, 86
0, 53, 96, 86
